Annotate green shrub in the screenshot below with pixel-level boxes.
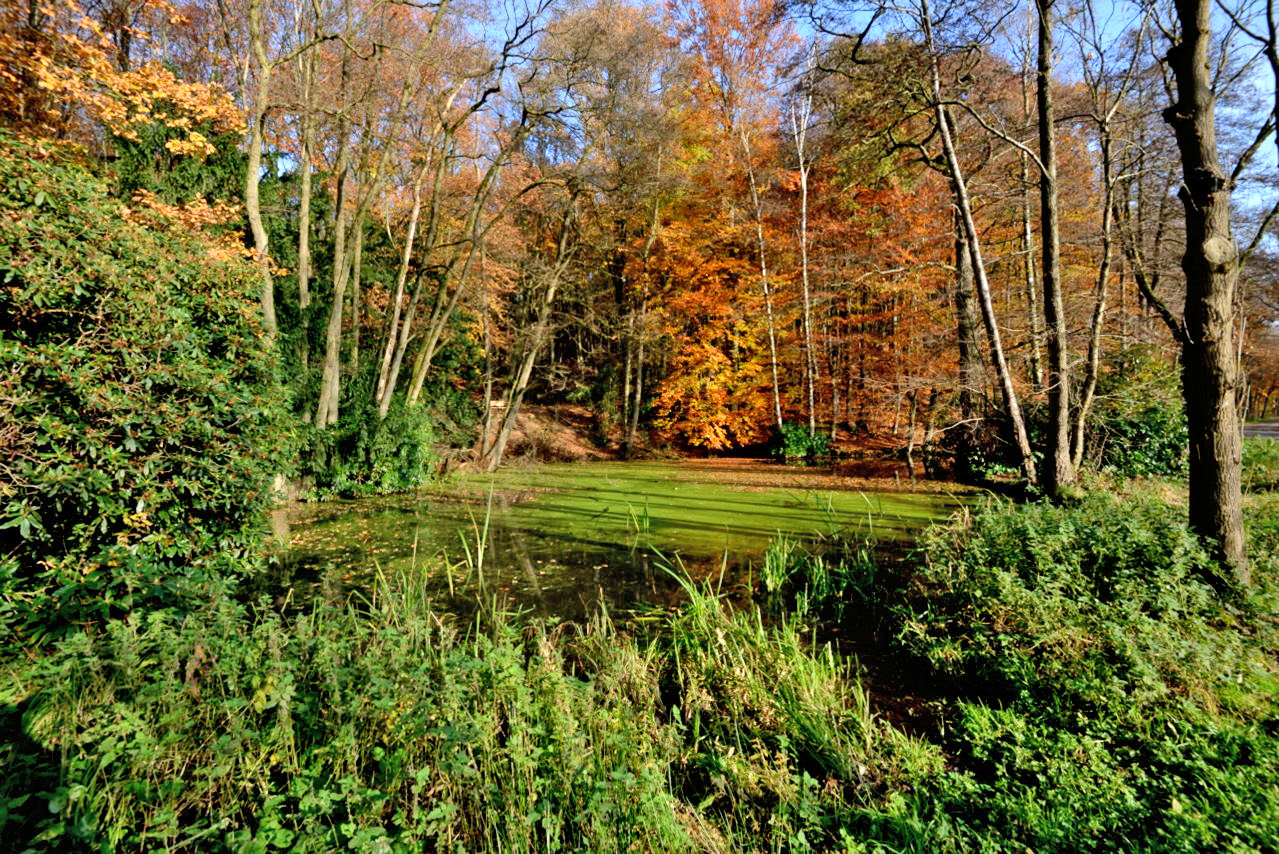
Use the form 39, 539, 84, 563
0, 135, 284, 644
302, 400, 439, 498
1243, 437, 1279, 492
1085, 346, 1189, 476
885, 494, 1279, 851
771, 423, 831, 462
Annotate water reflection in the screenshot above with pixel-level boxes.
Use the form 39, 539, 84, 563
264, 461, 962, 620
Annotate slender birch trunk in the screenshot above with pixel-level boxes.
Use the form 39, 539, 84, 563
920, 0, 1036, 484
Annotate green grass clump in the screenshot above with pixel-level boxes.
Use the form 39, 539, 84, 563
647, 568, 938, 847
3, 593, 688, 851
758, 535, 878, 623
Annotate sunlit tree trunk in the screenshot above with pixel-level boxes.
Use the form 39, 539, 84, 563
1164, 0, 1248, 579
953, 212, 986, 482
480, 205, 576, 472
1019, 38, 1043, 390
740, 129, 784, 431
791, 81, 818, 436
245, 0, 276, 335
920, 3, 1035, 482
1036, 0, 1075, 495
1072, 130, 1115, 468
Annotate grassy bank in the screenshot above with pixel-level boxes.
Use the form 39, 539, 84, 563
3, 489, 1278, 851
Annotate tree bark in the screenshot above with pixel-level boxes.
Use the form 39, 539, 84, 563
1163, 0, 1249, 579
480, 205, 576, 472
1036, 0, 1076, 495
245, 0, 276, 335
791, 91, 818, 436
740, 128, 784, 431
953, 211, 986, 482
1072, 131, 1115, 468
1019, 40, 1044, 390
918, 0, 1035, 483
375, 161, 429, 416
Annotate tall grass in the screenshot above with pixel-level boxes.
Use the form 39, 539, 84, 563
2, 564, 932, 851
5, 492, 1278, 852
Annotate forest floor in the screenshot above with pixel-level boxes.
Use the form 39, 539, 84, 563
495, 403, 948, 489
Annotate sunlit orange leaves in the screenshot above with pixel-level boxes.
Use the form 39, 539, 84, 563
1, 0, 240, 152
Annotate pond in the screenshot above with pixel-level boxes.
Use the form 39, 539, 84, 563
265, 460, 969, 619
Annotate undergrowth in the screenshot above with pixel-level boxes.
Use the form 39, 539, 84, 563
876, 493, 1279, 852
3, 493, 1277, 851
1, 569, 931, 851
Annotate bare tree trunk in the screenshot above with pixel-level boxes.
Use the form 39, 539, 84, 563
245, 0, 276, 335
349, 217, 363, 381
1036, 0, 1076, 495
919, 0, 1035, 483
791, 84, 818, 436
481, 206, 576, 472
740, 128, 784, 431
1072, 132, 1115, 467
315, 71, 421, 426
929, 119, 1036, 480
627, 294, 647, 451
953, 211, 986, 482
375, 161, 429, 414
1164, 0, 1249, 579
295, 41, 315, 318
313, 117, 353, 428
1020, 50, 1044, 389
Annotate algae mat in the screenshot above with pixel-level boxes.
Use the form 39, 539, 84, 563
272, 460, 967, 617
460, 459, 965, 557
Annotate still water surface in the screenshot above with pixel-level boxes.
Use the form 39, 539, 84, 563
270, 461, 965, 619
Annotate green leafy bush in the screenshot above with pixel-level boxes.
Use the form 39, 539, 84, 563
1086, 346, 1189, 476
770, 422, 831, 462
0, 135, 284, 643
301, 400, 438, 498
884, 495, 1279, 851
1243, 437, 1279, 492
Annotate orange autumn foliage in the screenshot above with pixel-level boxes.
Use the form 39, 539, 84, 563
0, 0, 240, 151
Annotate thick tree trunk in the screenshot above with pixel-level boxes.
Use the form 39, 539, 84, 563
1163, 0, 1249, 580
1036, 0, 1076, 495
